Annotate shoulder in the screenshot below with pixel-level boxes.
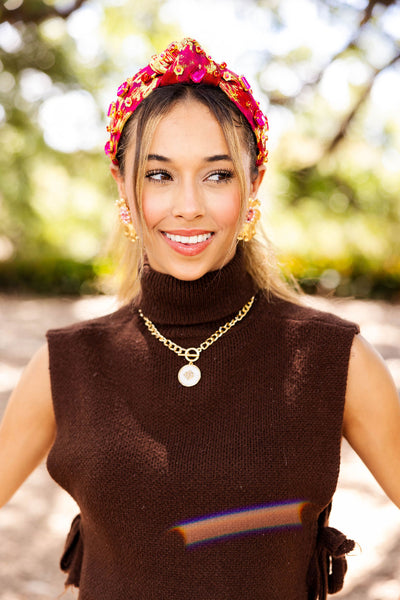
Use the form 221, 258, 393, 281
259, 294, 360, 333
24, 342, 51, 385
346, 333, 397, 398
6, 342, 53, 424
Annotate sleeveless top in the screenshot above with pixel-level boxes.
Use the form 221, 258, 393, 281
46, 249, 359, 599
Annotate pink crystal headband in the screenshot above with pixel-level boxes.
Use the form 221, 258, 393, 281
105, 38, 269, 167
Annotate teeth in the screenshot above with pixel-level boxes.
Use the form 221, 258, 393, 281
165, 232, 212, 244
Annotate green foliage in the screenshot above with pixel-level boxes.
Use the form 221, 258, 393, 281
1, 0, 399, 298
282, 254, 400, 300
265, 153, 400, 299
0, 256, 100, 295
0, 0, 178, 292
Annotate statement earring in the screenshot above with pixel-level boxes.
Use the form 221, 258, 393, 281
237, 198, 261, 242
115, 198, 138, 242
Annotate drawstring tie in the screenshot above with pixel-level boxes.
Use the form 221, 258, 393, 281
318, 525, 355, 594
307, 504, 355, 599
60, 514, 83, 588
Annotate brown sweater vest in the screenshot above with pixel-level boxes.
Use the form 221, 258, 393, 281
47, 249, 359, 599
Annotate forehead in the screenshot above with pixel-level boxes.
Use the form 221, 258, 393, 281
148, 99, 229, 159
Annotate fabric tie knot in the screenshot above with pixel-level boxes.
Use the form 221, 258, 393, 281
318, 525, 355, 594
307, 503, 356, 600
60, 514, 83, 588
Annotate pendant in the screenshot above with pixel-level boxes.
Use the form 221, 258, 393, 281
178, 363, 201, 387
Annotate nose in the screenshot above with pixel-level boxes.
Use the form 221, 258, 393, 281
172, 179, 205, 221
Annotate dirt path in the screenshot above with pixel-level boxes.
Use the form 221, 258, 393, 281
0, 294, 399, 599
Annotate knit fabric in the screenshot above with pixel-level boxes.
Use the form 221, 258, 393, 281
46, 249, 359, 599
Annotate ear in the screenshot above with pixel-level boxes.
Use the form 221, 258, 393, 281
250, 165, 266, 198
110, 164, 126, 199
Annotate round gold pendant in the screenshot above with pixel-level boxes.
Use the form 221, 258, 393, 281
178, 364, 201, 387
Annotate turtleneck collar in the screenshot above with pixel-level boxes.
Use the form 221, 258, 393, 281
136, 247, 257, 326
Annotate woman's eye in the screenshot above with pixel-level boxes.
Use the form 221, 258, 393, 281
207, 170, 234, 183
145, 170, 172, 183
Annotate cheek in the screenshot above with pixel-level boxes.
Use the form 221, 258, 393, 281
215, 191, 242, 229
141, 192, 166, 231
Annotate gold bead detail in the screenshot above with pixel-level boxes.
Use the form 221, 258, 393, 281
237, 198, 261, 242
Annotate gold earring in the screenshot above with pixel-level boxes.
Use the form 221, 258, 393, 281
115, 198, 138, 243
237, 198, 261, 242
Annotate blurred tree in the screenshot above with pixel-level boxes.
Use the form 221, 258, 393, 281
1, 0, 107, 266
0, 0, 179, 292
0, 0, 399, 297
1, 0, 87, 24
248, 0, 400, 297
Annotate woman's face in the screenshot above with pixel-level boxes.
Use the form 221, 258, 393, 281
113, 99, 264, 281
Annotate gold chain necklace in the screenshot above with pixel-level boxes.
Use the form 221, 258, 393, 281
138, 295, 255, 387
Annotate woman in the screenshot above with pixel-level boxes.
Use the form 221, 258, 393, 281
0, 38, 399, 599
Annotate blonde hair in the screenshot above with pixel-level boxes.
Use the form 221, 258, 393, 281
108, 85, 301, 305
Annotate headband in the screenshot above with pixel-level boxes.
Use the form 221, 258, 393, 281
105, 38, 269, 167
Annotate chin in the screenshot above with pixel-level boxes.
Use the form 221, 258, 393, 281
166, 263, 214, 281
147, 258, 218, 281
147, 246, 237, 281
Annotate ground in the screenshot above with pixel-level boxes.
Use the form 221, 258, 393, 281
0, 293, 399, 599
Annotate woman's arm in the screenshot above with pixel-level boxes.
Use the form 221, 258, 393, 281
0, 343, 56, 508
343, 333, 400, 508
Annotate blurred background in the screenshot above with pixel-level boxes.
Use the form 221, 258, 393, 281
0, 1, 400, 599
0, 0, 399, 299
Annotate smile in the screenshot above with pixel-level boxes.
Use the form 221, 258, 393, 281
164, 232, 213, 245
161, 231, 215, 257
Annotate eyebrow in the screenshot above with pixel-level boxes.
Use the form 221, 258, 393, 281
146, 153, 233, 163
205, 154, 232, 162
147, 154, 171, 162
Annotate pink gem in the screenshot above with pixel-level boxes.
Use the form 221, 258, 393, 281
120, 208, 131, 224
190, 66, 206, 83
255, 110, 267, 127
117, 82, 129, 97
240, 76, 251, 91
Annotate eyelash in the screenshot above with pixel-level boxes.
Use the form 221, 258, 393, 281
144, 169, 235, 184
207, 169, 234, 183
145, 169, 171, 183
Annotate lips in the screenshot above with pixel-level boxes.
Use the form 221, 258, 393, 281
161, 230, 214, 256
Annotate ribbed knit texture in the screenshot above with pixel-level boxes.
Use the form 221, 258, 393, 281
46, 249, 359, 600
